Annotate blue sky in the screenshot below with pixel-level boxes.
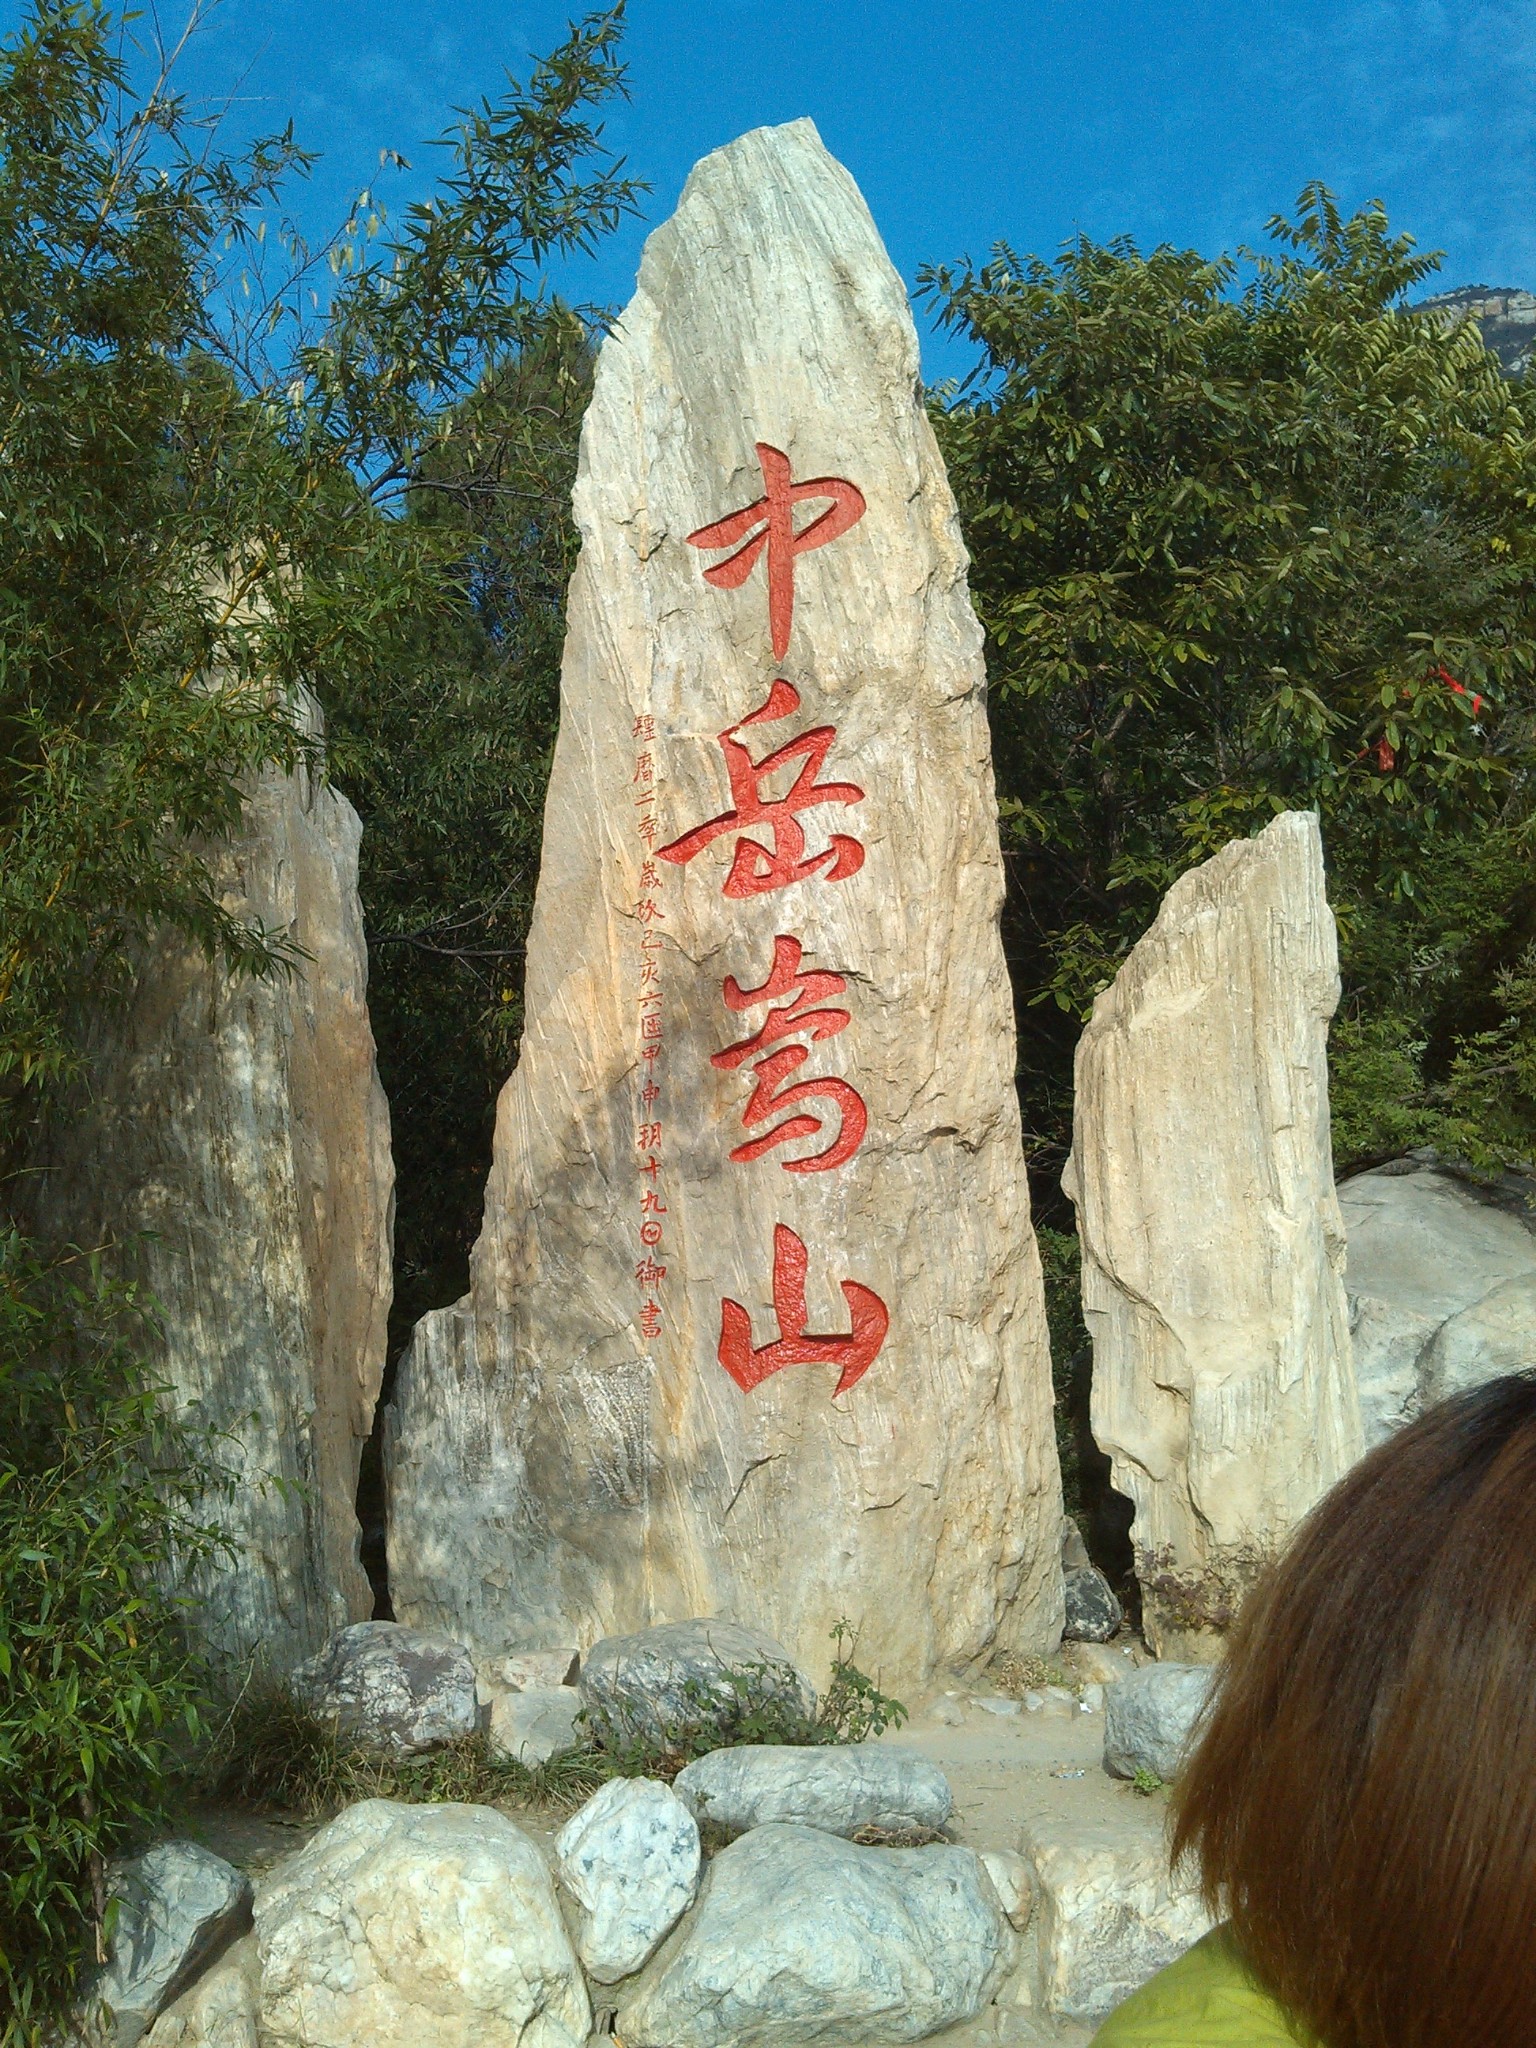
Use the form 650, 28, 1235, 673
18, 1, 1536, 376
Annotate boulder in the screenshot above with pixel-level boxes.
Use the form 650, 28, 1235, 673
1062, 1565, 1122, 1644
384, 117, 1064, 1695
978, 1850, 1035, 1933
141, 1934, 259, 2048
554, 1777, 701, 1982
489, 1687, 584, 1767
1102, 1663, 1216, 1783
1340, 1158, 1536, 1445
480, 1649, 581, 1697
96, 1843, 252, 2048
292, 1621, 477, 1756
1064, 812, 1361, 1656
255, 1799, 589, 2048
579, 1619, 816, 1749
673, 1743, 953, 1839
618, 1823, 1011, 2047
1020, 1813, 1212, 2021
22, 690, 393, 1675
1061, 1640, 1143, 1688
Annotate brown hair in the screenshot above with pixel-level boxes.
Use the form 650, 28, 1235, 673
1171, 1372, 1536, 2048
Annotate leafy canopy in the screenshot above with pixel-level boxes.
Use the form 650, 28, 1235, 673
922, 187, 1536, 1178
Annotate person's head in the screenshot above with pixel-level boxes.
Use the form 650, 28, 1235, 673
1171, 1371, 1536, 2048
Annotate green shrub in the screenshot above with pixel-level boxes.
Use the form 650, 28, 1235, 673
0, 1232, 222, 2041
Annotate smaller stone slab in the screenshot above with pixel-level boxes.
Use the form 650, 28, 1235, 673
292, 1621, 476, 1757
488, 1687, 583, 1767
579, 1620, 815, 1749
96, 1842, 252, 2048
1020, 1813, 1211, 2021
555, 1777, 701, 1982
673, 1744, 952, 1840
618, 1823, 1010, 2048
1102, 1663, 1216, 1783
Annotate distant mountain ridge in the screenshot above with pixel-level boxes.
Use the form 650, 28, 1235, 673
1416, 286, 1536, 377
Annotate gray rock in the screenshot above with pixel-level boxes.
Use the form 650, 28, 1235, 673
977, 1850, 1035, 1933
579, 1620, 816, 1749
555, 1777, 701, 1982
1102, 1663, 1216, 1782
488, 1685, 584, 1766
672, 1743, 952, 1840
1341, 1162, 1536, 1446
292, 1621, 477, 1756
1062, 1564, 1123, 1643
619, 1823, 1011, 2047
96, 1843, 252, 2048
481, 1648, 580, 1695
142, 1934, 259, 2048
256, 1798, 589, 2048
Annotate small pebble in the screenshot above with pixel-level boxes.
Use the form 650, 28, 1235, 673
1022, 1689, 1045, 1713
970, 1695, 1022, 1718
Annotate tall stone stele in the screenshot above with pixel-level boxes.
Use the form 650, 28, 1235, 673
26, 693, 394, 1676
1063, 812, 1361, 1658
387, 119, 1064, 1690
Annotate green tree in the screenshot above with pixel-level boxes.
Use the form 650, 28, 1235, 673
0, 2, 637, 2028
921, 188, 1536, 1188
325, 314, 591, 1343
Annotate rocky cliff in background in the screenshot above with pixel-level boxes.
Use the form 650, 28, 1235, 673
386, 119, 1064, 1692
26, 692, 394, 1677
1418, 285, 1536, 376
1064, 812, 1361, 1658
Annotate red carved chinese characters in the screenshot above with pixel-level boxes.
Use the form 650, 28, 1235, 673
631, 717, 667, 1341
712, 935, 867, 1172
718, 1224, 889, 1398
655, 678, 865, 897
687, 443, 866, 662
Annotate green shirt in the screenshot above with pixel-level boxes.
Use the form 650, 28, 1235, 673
1091, 1930, 1310, 2047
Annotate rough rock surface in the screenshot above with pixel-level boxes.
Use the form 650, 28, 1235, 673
141, 1935, 259, 2048
579, 1619, 815, 1747
255, 1799, 589, 2048
489, 1687, 584, 1766
618, 1823, 1011, 2047
1020, 1813, 1212, 2021
1341, 1158, 1536, 1445
1062, 1566, 1122, 1644
481, 1649, 581, 1697
1064, 812, 1360, 1655
24, 694, 392, 1674
385, 117, 1063, 1692
978, 1850, 1035, 1933
554, 1777, 701, 1982
292, 1621, 477, 1756
1102, 1663, 1216, 1783
673, 1743, 953, 1839
96, 1843, 252, 2048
